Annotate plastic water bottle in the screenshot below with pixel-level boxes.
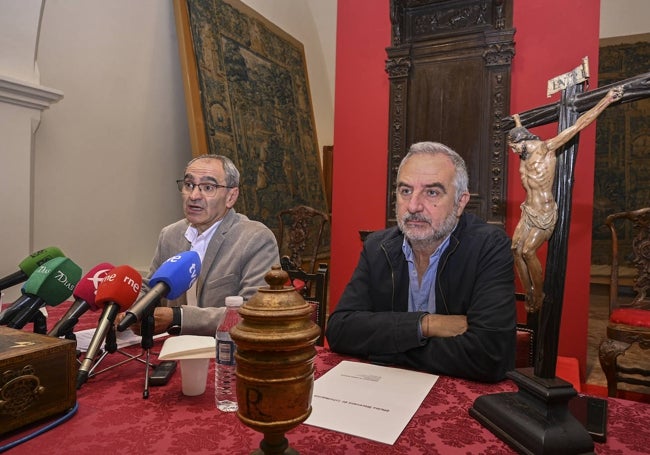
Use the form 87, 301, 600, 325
215, 295, 243, 412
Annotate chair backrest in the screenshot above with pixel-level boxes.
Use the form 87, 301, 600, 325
280, 255, 328, 346
277, 205, 329, 273
605, 207, 650, 312
515, 292, 535, 368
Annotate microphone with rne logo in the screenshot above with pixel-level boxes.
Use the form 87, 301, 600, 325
117, 251, 200, 332
0, 247, 65, 291
48, 262, 114, 338
76, 265, 142, 389
2, 257, 82, 330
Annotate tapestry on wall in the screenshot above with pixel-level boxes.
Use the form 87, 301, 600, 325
591, 35, 650, 265
174, 0, 329, 249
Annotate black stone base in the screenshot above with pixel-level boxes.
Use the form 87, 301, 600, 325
470, 368, 595, 455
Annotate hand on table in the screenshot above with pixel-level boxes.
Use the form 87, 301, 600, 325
115, 307, 174, 336
421, 314, 467, 338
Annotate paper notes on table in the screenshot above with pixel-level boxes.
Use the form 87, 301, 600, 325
305, 360, 438, 445
74, 328, 166, 352
158, 335, 215, 360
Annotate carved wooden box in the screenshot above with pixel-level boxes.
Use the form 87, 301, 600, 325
0, 327, 76, 435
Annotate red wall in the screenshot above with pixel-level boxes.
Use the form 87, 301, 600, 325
330, 1, 390, 303
332, 0, 600, 377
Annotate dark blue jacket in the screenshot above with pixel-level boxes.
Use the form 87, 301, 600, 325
326, 212, 516, 382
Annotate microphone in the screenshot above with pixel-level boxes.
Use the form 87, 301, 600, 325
117, 251, 200, 332
48, 262, 114, 338
2, 257, 82, 330
0, 246, 65, 291
0, 286, 31, 325
76, 265, 142, 389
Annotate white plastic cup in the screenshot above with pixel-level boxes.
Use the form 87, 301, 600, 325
180, 358, 210, 396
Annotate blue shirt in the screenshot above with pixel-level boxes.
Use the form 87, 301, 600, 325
402, 234, 451, 315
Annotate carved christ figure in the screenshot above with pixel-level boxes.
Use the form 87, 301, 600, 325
509, 85, 624, 312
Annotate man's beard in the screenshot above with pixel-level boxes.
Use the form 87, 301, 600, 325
397, 206, 459, 246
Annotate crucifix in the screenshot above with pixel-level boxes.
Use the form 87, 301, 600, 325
508, 63, 649, 379
471, 60, 650, 453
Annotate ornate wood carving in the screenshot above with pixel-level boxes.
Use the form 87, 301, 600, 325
386, 0, 514, 226
277, 205, 329, 274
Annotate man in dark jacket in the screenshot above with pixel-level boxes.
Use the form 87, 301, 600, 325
326, 142, 515, 382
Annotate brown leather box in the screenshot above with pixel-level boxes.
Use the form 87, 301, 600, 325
0, 326, 77, 435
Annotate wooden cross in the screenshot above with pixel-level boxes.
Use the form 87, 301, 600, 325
507, 66, 650, 379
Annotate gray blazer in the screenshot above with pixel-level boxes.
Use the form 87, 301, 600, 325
147, 208, 279, 336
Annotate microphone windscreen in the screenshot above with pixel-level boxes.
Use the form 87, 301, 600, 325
149, 251, 201, 300
18, 247, 65, 276
26, 257, 82, 306
96, 265, 142, 311
73, 262, 114, 311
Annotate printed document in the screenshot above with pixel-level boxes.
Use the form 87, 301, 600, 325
74, 328, 166, 352
305, 360, 438, 444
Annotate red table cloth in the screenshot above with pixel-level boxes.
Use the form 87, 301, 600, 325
2, 302, 649, 454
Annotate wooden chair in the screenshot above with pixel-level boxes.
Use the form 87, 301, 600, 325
515, 293, 535, 368
598, 207, 650, 397
280, 256, 328, 346
515, 293, 581, 391
515, 325, 535, 368
277, 205, 329, 273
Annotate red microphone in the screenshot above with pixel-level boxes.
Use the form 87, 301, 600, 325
48, 262, 114, 337
76, 265, 142, 389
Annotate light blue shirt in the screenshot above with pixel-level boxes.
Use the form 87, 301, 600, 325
402, 234, 451, 315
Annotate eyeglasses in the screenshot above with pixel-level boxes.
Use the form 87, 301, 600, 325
176, 180, 234, 197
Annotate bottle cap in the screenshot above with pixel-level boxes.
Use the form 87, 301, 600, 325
225, 295, 244, 307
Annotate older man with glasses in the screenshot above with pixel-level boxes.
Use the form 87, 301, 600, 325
119, 154, 279, 337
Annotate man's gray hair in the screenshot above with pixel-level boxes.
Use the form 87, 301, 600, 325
398, 141, 469, 203
186, 154, 240, 187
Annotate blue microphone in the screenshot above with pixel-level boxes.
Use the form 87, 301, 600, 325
116, 251, 200, 332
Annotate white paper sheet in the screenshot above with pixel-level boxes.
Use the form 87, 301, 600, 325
74, 328, 166, 352
304, 360, 438, 445
158, 335, 215, 360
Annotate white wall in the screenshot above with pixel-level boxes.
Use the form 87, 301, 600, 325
0, 0, 42, 83
0, 0, 62, 303
31, 0, 189, 289
600, 0, 650, 38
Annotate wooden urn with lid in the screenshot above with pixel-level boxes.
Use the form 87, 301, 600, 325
230, 264, 321, 455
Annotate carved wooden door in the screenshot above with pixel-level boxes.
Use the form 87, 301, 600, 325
385, 0, 515, 227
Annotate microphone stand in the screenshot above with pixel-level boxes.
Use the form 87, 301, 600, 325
63, 328, 77, 342
140, 313, 155, 399
11, 310, 47, 334
87, 323, 119, 377
53, 317, 81, 341
58, 327, 83, 360
33, 311, 47, 335
86, 321, 155, 379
